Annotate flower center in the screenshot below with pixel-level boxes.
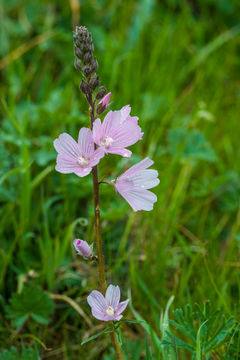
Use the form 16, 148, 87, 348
106, 306, 115, 316
100, 136, 114, 148
77, 156, 90, 167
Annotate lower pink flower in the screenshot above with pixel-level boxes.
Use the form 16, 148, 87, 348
87, 285, 129, 321
114, 157, 160, 211
54, 128, 104, 177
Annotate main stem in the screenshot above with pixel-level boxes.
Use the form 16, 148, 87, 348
89, 97, 124, 360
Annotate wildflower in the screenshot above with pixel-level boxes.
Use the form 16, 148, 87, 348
73, 239, 92, 258
87, 285, 129, 321
114, 157, 159, 211
54, 128, 104, 177
93, 109, 143, 157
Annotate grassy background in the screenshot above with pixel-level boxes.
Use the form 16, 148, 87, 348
1, 0, 240, 358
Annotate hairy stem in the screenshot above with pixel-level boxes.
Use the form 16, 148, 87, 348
89, 96, 124, 360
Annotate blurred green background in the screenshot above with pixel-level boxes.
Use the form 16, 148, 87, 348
1, 0, 240, 358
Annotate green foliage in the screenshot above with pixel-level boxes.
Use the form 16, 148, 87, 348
164, 301, 237, 358
6, 286, 54, 328
0, 344, 39, 360
167, 128, 217, 164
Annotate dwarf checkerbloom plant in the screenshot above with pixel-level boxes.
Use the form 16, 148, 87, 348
53, 25, 160, 355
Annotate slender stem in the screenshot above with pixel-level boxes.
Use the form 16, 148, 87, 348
89, 96, 124, 360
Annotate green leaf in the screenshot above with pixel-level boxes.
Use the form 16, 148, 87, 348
6, 286, 54, 328
120, 319, 146, 324
81, 326, 113, 345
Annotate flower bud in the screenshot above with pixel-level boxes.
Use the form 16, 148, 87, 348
83, 52, 93, 65
96, 86, 107, 100
91, 58, 98, 72
73, 239, 92, 258
89, 74, 100, 90
80, 41, 89, 52
79, 80, 90, 95
74, 59, 82, 72
96, 103, 105, 115
74, 47, 83, 60
82, 65, 92, 77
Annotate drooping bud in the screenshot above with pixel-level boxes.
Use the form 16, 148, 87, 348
96, 92, 111, 114
73, 239, 92, 258
99, 92, 111, 108
96, 86, 107, 100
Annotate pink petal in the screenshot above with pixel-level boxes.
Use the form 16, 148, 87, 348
54, 133, 79, 159
74, 167, 92, 177
106, 147, 132, 158
91, 308, 107, 321
116, 187, 157, 212
77, 128, 94, 157
109, 120, 143, 148
131, 170, 160, 189
87, 290, 107, 313
120, 106, 139, 124
89, 147, 105, 167
116, 299, 129, 315
120, 105, 131, 123
105, 285, 120, 308
55, 155, 78, 174
102, 111, 121, 137
120, 158, 154, 179
92, 118, 102, 146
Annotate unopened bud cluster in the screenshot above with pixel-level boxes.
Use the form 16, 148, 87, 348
73, 26, 108, 111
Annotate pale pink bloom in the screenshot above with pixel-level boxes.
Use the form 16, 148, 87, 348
54, 128, 104, 177
93, 109, 143, 158
73, 239, 92, 258
87, 285, 129, 321
98, 92, 111, 109
115, 158, 159, 211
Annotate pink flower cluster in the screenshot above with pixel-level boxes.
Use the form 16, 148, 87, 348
54, 95, 159, 213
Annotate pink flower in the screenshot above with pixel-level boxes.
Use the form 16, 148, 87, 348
54, 128, 104, 177
114, 158, 159, 211
87, 285, 129, 321
93, 108, 143, 158
73, 239, 92, 258
98, 92, 111, 109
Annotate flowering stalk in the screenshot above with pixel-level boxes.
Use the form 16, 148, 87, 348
89, 95, 107, 293
73, 26, 124, 360
54, 25, 159, 359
